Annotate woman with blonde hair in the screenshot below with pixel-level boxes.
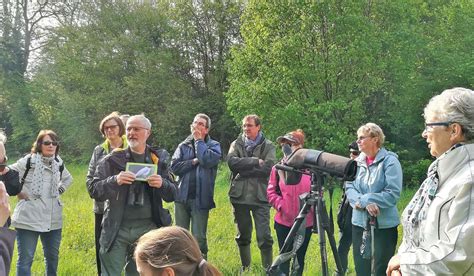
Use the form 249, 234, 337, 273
134, 226, 221, 276
346, 123, 402, 276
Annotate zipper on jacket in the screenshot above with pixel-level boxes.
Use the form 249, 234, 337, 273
116, 191, 120, 201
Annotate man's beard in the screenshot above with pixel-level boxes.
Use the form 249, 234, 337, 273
127, 138, 139, 148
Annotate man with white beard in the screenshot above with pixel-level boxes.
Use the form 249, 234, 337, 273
91, 115, 177, 276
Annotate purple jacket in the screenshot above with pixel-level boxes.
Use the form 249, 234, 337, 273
267, 165, 314, 227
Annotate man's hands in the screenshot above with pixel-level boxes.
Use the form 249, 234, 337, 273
117, 171, 136, 185
147, 174, 163, 188
117, 171, 163, 188
192, 125, 206, 141
0, 181, 11, 226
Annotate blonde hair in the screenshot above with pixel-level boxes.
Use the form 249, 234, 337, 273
134, 226, 221, 276
357, 123, 385, 147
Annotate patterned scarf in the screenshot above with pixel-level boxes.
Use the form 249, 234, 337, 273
30, 153, 61, 197
403, 144, 462, 247
244, 131, 263, 155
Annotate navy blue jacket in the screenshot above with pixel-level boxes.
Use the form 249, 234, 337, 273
171, 135, 221, 210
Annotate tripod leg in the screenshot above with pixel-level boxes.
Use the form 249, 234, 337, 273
320, 200, 344, 274
313, 196, 329, 276
267, 201, 312, 275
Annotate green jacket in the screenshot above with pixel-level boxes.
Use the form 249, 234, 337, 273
227, 133, 276, 206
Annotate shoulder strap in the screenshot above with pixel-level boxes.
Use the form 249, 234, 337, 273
21, 156, 65, 184
259, 139, 266, 157
21, 156, 32, 186
59, 162, 64, 178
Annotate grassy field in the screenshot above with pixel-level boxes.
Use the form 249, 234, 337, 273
8, 163, 416, 275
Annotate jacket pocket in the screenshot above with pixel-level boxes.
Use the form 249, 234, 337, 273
256, 179, 269, 203
159, 208, 172, 226
437, 196, 455, 240
228, 179, 244, 199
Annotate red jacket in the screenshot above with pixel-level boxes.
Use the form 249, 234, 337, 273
267, 165, 314, 227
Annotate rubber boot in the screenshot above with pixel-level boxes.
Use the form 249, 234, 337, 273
238, 245, 251, 270
260, 248, 273, 270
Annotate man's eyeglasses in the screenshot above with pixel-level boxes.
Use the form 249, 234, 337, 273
42, 141, 59, 146
242, 124, 256, 128
193, 121, 207, 127
104, 125, 119, 131
126, 126, 149, 132
424, 121, 452, 132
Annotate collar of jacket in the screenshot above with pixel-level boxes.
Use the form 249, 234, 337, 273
101, 135, 128, 153
437, 143, 472, 185
108, 145, 160, 170
236, 132, 266, 146
356, 147, 397, 167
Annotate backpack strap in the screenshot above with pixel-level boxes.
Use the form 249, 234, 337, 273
21, 155, 65, 185
21, 156, 32, 186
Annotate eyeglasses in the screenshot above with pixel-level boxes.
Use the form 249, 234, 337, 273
242, 124, 256, 128
42, 141, 59, 146
357, 136, 371, 141
126, 126, 149, 132
104, 125, 119, 131
424, 121, 452, 133
192, 121, 207, 127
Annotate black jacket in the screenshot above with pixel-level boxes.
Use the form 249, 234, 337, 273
90, 146, 177, 252
1, 169, 20, 196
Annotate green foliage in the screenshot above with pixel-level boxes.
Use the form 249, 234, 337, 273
226, 0, 474, 184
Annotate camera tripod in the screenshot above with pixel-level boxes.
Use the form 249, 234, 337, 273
267, 169, 343, 276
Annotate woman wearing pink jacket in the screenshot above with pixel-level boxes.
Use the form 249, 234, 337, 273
267, 129, 313, 276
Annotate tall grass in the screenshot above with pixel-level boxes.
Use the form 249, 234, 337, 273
8, 163, 416, 275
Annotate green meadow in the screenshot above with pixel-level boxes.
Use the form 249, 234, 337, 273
8, 163, 416, 275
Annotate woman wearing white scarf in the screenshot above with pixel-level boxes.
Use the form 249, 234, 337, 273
387, 88, 474, 275
10, 130, 73, 276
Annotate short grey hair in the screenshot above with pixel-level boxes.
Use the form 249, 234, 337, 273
424, 87, 474, 140
194, 113, 211, 129
357, 122, 385, 147
128, 114, 152, 129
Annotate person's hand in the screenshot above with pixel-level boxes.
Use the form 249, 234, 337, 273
117, 171, 136, 185
0, 166, 8, 175
192, 158, 199, 166
366, 203, 380, 217
192, 126, 205, 141
258, 159, 265, 167
386, 255, 401, 276
0, 182, 11, 226
17, 191, 29, 201
147, 174, 163, 188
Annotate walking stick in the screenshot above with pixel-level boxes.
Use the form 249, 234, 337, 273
369, 216, 377, 276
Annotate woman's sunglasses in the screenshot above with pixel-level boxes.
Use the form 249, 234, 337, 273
42, 141, 59, 146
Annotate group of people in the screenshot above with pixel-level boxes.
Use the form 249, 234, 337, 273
0, 86, 472, 276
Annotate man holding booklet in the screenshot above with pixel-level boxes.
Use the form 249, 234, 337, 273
90, 114, 177, 276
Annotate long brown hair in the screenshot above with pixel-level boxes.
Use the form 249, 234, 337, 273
31, 130, 60, 156
134, 226, 221, 276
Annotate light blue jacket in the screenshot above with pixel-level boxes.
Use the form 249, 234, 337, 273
345, 148, 402, 229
